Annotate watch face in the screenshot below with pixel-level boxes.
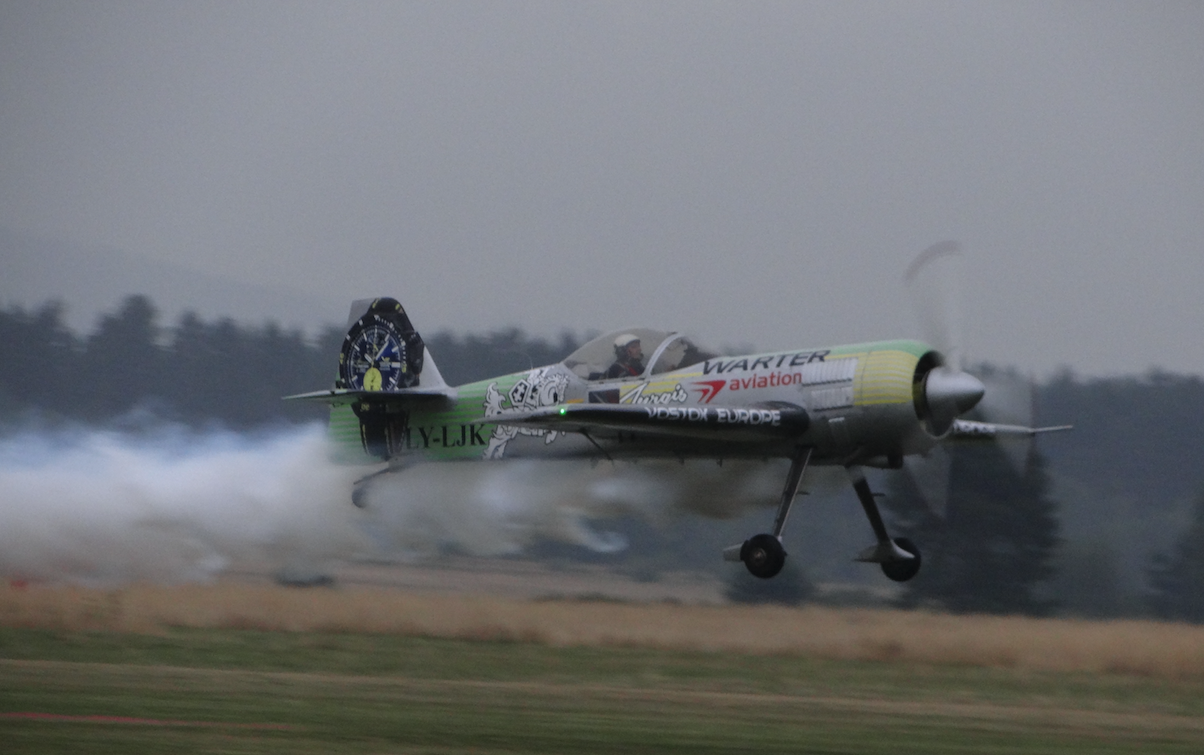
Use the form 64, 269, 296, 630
342, 317, 408, 391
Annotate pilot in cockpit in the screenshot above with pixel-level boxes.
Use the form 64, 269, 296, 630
605, 334, 645, 379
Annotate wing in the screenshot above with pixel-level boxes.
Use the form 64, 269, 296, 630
476, 402, 810, 443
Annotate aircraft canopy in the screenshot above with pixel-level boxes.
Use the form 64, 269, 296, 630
562, 328, 719, 381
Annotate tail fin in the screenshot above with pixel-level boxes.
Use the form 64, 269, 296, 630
338, 297, 448, 391
284, 297, 454, 462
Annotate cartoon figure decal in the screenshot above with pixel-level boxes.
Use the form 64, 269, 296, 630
483, 367, 570, 458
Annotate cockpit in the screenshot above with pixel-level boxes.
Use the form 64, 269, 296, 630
562, 328, 720, 381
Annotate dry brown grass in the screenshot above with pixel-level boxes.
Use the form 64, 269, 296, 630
4, 581, 1204, 679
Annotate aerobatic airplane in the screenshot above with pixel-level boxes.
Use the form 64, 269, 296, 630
288, 244, 1068, 581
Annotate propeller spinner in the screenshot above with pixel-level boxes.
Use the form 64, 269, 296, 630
919, 364, 986, 437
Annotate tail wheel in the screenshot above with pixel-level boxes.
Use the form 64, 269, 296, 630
741, 534, 786, 579
881, 537, 922, 582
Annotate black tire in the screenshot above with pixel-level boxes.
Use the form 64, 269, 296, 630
881, 537, 922, 582
742, 534, 787, 579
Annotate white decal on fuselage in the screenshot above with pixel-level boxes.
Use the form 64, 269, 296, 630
483, 367, 569, 459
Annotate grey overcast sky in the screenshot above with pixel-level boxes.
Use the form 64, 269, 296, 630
2, 1, 1202, 377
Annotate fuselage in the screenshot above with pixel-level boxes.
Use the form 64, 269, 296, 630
329, 338, 941, 469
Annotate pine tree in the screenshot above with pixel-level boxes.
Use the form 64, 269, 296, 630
0, 301, 78, 417
80, 294, 165, 420
882, 441, 1062, 615
1147, 492, 1204, 622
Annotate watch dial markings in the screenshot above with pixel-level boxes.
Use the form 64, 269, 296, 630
341, 320, 408, 391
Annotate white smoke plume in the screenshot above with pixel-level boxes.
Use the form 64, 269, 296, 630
359, 458, 785, 558
0, 421, 823, 586
0, 424, 365, 586
343, 456, 847, 558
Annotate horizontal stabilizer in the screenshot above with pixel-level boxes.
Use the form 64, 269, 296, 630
475, 402, 809, 443
283, 385, 457, 405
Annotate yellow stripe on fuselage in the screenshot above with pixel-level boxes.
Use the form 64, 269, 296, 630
854, 349, 917, 406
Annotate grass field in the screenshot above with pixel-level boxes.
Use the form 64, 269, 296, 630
4, 583, 1204, 753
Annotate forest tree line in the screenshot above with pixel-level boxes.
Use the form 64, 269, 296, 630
4, 294, 1204, 621
0, 295, 582, 429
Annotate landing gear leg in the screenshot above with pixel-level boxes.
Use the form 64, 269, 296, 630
848, 465, 922, 582
350, 465, 398, 509
724, 447, 812, 579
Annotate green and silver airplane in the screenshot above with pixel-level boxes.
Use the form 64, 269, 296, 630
288, 247, 1067, 582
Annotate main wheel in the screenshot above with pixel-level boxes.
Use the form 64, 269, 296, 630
741, 534, 786, 579
880, 537, 922, 582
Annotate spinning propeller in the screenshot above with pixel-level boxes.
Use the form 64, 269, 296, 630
902, 242, 1042, 515
905, 242, 985, 437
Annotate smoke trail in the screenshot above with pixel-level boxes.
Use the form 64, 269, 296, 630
1, 420, 830, 586
357, 457, 811, 557
0, 424, 365, 586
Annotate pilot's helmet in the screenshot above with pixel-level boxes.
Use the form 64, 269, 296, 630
614, 333, 640, 356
